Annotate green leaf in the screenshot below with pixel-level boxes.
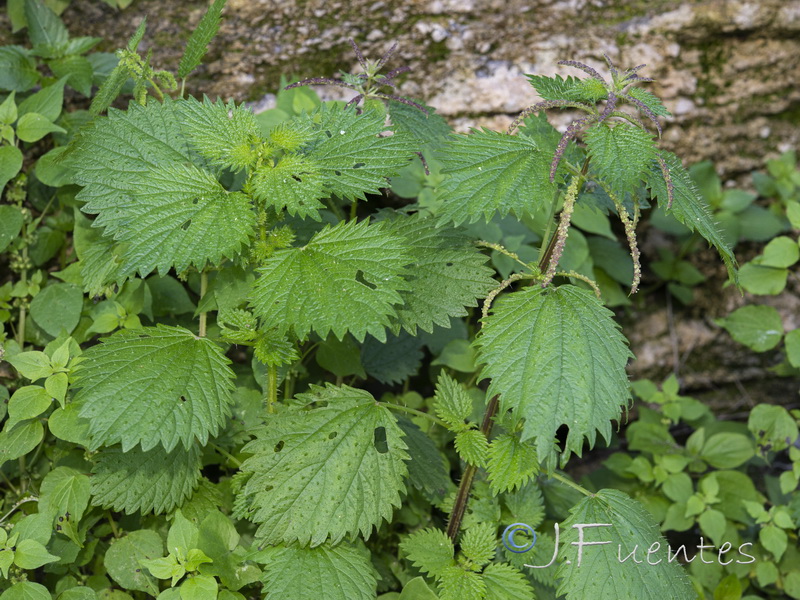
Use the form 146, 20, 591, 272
91, 442, 202, 515
0, 46, 39, 92
0, 170, 23, 216
436, 129, 556, 225
713, 574, 742, 600
398, 577, 440, 600
177, 0, 226, 79
259, 543, 377, 600
167, 510, 199, 554
433, 372, 472, 432
301, 104, 414, 200
486, 433, 538, 494
460, 522, 495, 566
759, 524, 787, 560
431, 339, 476, 372
7, 386, 52, 427
381, 214, 495, 334
475, 285, 632, 463
38, 466, 91, 524
701, 433, 754, 469
396, 418, 450, 501
250, 154, 325, 219
586, 122, 655, 198
176, 95, 258, 172
525, 74, 583, 101
438, 566, 486, 600
0, 91, 17, 124
698, 509, 726, 546
389, 99, 452, 143
759, 236, 799, 268
0, 420, 44, 467
557, 489, 694, 600
748, 403, 799, 452
104, 530, 163, 595
50, 55, 94, 96
24, 0, 68, 55
12, 539, 59, 569
249, 219, 411, 342
29, 283, 83, 337
18, 77, 66, 121
194, 511, 244, 588
454, 429, 489, 467
180, 575, 218, 600
141, 555, 185, 583
48, 404, 92, 446
36, 146, 74, 187
627, 88, 671, 117
0, 582, 51, 600
400, 528, 455, 577
72, 325, 235, 451
716, 305, 783, 352
482, 563, 534, 600
238, 385, 408, 546
647, 151, 736, 281
785, 329, 800, 368
738, 264, 787, 296
361, 331, 423, 385
16, 112, 66, 142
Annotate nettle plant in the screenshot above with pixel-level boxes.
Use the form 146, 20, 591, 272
1, 2, 739, 599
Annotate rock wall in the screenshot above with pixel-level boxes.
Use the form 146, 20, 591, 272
31, 0, 797, 180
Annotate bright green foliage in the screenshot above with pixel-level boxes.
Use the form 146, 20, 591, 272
24, 0, 68, 57
237, 385, 408, 546
72, 325, 235, 451
627, 88, 671, 117
382, 214, 496, 334
259, 543, 377, 600
525, 74, 583, 101
38, 466, 91, 526
104, 530, 164, 595
91, 443, 202, 515
177, 95, 259, 172
585, 122, 655, 198
460, 523, 495, 566
300, 103, 415, 200
716, 304, 784, 352
433, 372, 473, 432
557, 489, 695, 600
647, 151, 736, 279
250, 154, 325, 219
400, 528, 455, 577
482, 563, 534, 600
486, 434, 538, 494
454, 429, 489, 467
178, 0, 226, 79
475, 285, 632, 463
65, 100, 255, 278
436, 129, 556, 225
249, 219, 411, 342
439, 567, 486, 600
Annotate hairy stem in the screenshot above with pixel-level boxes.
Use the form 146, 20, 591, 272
446, 394, 499, 543
541, 175, 582, 286
198, 269, 208, 337
267, 363, 278, 414
550, 471, 594, 497
210, 442, 243, 467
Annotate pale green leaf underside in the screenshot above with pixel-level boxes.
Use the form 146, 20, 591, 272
177, 0, 225, 79
91, 443, 202, 515
249, 219, 411, 342
475, 285, 632, 463
239, 385, 408, 547
260, 543, 377, 600
66, 99, 254, 279
647, 151, 736, 281
302, 104, 415, 200
73, 325, 235, 452
557, 489, 694, 600
436, 129, 555, 226
585, 122, 655, 199
382, 214, 496, 334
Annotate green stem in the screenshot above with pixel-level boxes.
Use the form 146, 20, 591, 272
180, 78, 186, 99
0, 469, 19, 495
350, 200, 358, 220
17, 245, 28, 347
380, 402, 448, 429
106, 511, 120, 538
210, 443, 243, 468
535, 188, 561, 270
0, 496, 38, 525
266, 363, 277, 414
550, 471, 594, 497
147, 78, 164, 101
325, 197, 345, 221
198, 270, 208, 337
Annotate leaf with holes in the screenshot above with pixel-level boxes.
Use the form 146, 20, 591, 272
72, 325, 235, 451
237, 385, 408, 546
250, 154, 326, 220
475, 285, 632, 464
249, 219, 411, 342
